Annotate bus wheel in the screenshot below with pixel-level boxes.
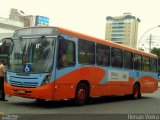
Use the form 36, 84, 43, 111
74, 83, 89, 106
132, 84, 141, 99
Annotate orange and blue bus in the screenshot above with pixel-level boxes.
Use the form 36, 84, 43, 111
4, 27, 158, 105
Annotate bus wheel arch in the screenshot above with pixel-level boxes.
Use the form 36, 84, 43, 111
74, 80, 90, 105
132, 82, 141, 99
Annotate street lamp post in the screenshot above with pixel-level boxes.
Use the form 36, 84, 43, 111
137, 25, 160, 50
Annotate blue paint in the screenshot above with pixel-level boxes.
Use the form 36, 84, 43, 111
7, 71, 48, 87
99, 67, 158, 85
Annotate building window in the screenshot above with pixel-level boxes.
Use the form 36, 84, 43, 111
78, 39, 95, 64
96, 44, 110, 66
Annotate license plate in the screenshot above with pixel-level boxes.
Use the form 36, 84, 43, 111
17, 90, 25, 94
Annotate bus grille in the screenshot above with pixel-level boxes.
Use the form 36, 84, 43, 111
10, 80, 38, 88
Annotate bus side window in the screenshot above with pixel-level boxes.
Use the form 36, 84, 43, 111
111, 47, 123, 68
57, 39, 75, 69
78, 39, 95, 64
150, 58, 157, 72
143, 56, 150, 71
134, 54, 142, 71
96, 43, 110, 66
124, 51, 133, 69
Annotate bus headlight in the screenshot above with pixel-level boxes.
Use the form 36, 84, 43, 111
41, 74, 51, 86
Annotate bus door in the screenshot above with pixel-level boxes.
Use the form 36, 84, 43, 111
55, 35, 76, 99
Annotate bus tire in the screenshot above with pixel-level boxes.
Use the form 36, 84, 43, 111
74, 83, 89, 106
132, 83, 141, 99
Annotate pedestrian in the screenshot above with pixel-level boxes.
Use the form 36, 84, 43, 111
0, 60, 6, 101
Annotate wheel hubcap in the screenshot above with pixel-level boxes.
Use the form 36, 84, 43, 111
134, 87, 139, 97
77, 89, 85, 100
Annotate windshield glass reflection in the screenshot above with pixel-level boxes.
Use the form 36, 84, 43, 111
8, 37, 55, 73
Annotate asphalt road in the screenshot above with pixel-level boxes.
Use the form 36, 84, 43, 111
0, 89, 160, 120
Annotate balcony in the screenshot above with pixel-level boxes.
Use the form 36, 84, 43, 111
112, 32, 123, 35
111, 36, 123, 39
111, 38, 123, 43
113, 20, 124, 23
112, 28, 124, 32
112, 24, 124, 28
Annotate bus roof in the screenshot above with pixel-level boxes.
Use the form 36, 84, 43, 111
57, 27, 157, 58
14, 26, 157, 58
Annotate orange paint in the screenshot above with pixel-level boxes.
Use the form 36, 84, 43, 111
4, 81, 54, 100
5, 26, 158, 101
5, 66, 158, 100
58, 27, 157, 58
138, 76, 158, 93
54, 66, 105, 99
5, 67, 106, 100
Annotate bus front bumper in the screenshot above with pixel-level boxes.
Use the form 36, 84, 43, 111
4, 81, 54, 100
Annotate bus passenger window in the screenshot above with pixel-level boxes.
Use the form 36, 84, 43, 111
143, 56, 150, 71
57, 39, 75, 69
96, 44, 110, 66
111, 48, 123, 68
78, 39, 95, 64
124, 51, 133, 69
134, 54, 142, 71
150, 58, 157, 72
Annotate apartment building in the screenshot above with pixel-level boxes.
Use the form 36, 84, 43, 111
105, 13, 140, 48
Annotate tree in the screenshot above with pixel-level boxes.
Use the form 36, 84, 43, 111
138, 47, 144, 51
151, 47, 160, 57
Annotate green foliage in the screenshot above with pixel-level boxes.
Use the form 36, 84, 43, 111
151, 47, 160, 57
138, 48, 144, 51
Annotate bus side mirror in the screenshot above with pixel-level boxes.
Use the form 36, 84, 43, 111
1, 37, 13, 55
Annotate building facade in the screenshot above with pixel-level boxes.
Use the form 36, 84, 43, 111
9, 8, 33, 27
105, 13, 140, 48
0, 17, 24, 40
9, 8, 49, 27
9, 8, 21, 21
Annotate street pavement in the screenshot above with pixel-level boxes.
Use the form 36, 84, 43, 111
0, 82, 160, 120
1, 89, 160, 114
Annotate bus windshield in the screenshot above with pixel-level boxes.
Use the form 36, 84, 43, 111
8, 36, 55, 73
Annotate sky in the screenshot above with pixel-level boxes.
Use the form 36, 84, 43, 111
1, 0, 160, 50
